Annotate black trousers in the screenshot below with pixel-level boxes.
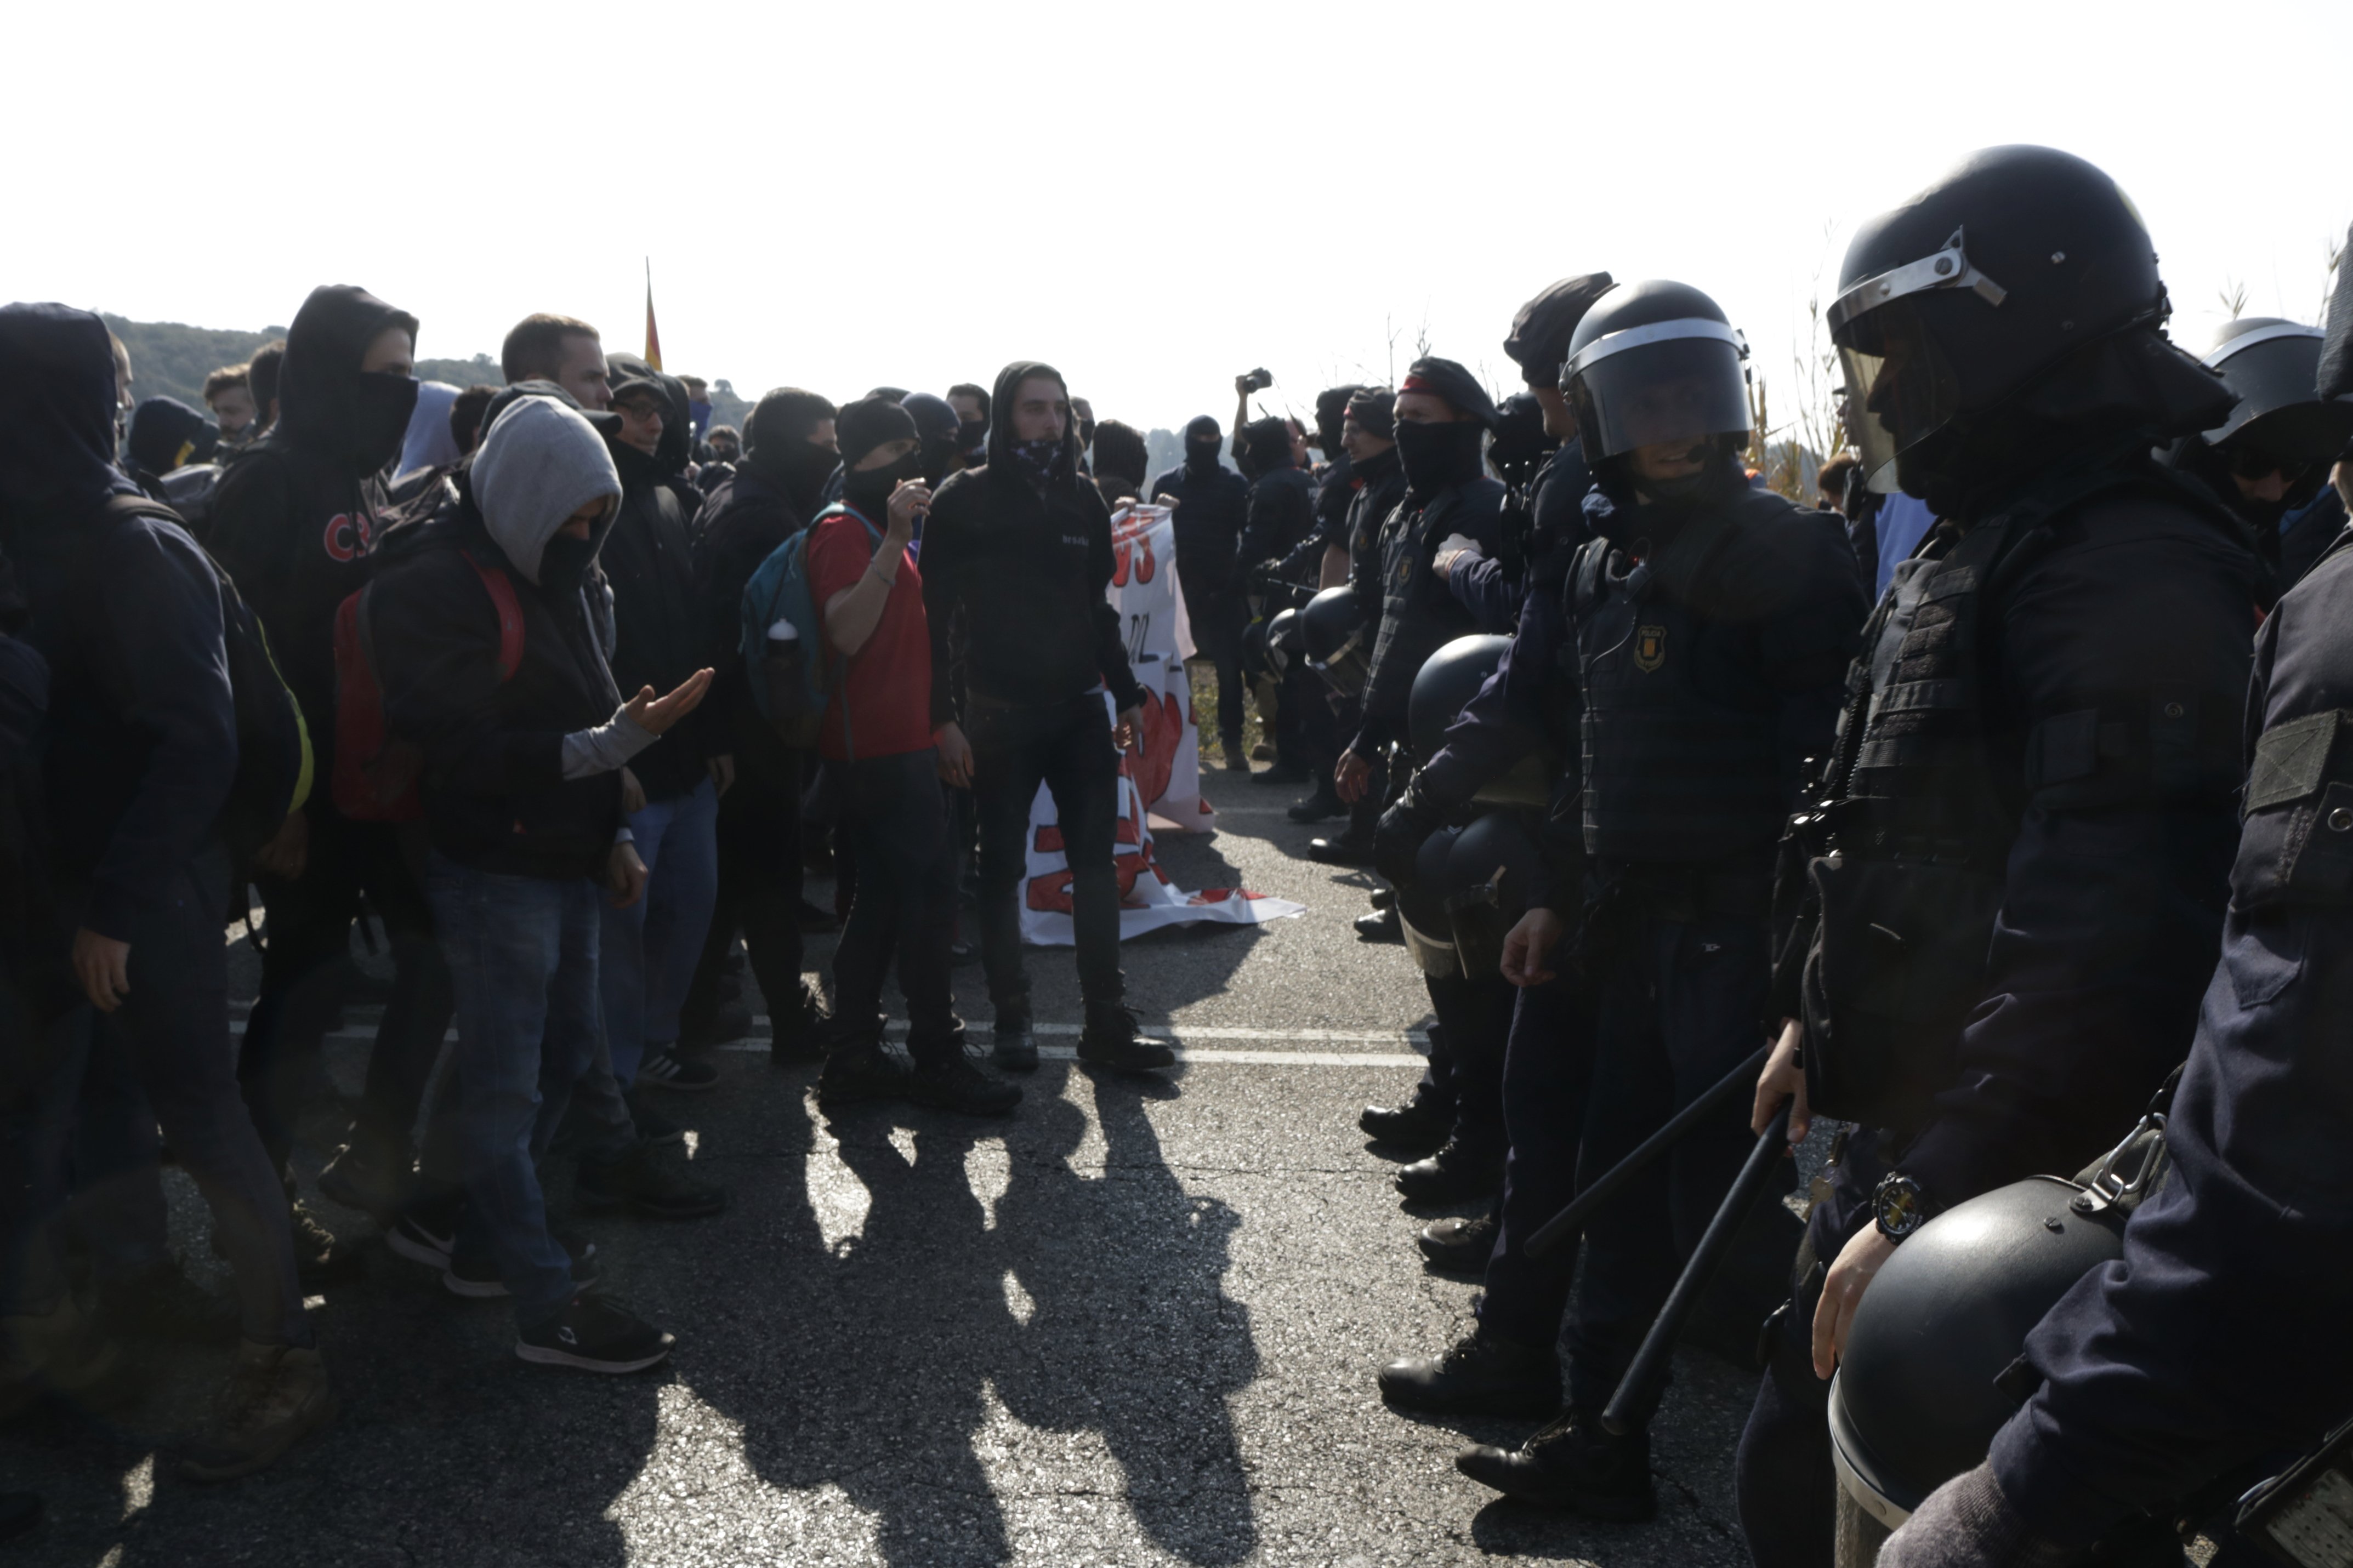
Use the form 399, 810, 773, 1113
1419, 971, 1514, 1155
827, 749, 960, 1062
243, 806, 451, 1167
1187, 588, 1247, 745
686, 740, 805, 1034
1475, 976, 1601, 1344
969, 694, 1123, 1017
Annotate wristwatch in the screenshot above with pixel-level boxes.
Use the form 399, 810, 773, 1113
1872, 1172, 1931, 1241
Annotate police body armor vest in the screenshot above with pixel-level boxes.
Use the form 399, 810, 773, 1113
1570, 487, 1793, 868
1799, 464, 2241, 1133
2231, 526, 2353, 915
1367, 478, 1502, 739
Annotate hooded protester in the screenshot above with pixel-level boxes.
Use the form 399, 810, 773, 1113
593, 353, 725, 1104
1303, 384, 1365, 577
394, 381, 463, 484
1236, 410, 1334, 798
899, 391, 964, 489
367, 392, 712, 1373
922, 360, 1172, 1075
0, 302, 330, 1483
1088, 419, 1148, 509
124, 396, 219, 487
204, 282, 432, 1279
1149, 414, 1252, 768
678, 386, 838, 1060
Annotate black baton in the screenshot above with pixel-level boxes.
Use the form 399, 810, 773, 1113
1524, 1040, 1774, 1261
1600, 1102, 1793, 1437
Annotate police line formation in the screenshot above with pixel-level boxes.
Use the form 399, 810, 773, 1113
3, 141, 2353, 1565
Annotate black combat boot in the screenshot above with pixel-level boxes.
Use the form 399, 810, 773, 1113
1077, 1003, 1176, 1073
1377, 1324, 1559, 1417
1456, 1407, 1657, 1521
1394, 1134, 1505, 1204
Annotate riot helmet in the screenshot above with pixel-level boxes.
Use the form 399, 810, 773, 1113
1559, 280, 1752, 463
1408, 634, 1511, 764
2198, 317, 2353, 463
1266, 606, 1305, 677
1440, 811, 1539, 979
1300, 585, 1371, 698
1829, 145, 2170, 493
1396, 826, 1462, 977
1829, 1113, 2169, 1528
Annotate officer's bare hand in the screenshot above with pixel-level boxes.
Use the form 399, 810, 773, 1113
1334, 749, 1372, 803
1812, 1226, 1897, 1379
72, 928, 131, 1013
1753, 1017, 1811, 1142
1500, 908, 1565, 988
623, 669, 712, 736
607, 841, 649, 909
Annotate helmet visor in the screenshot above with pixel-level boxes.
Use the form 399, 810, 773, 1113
1837, 294, 1964, 493
1563, 322, 1751, 461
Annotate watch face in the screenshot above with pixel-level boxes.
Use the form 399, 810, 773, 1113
1878, 1178, 1926, 1236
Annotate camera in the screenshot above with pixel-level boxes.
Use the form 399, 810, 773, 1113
1240, 367, 1273, 393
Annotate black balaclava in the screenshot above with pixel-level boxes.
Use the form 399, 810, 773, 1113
1394, 419, 1486, 497
126, 396, 218, 476
0, 304, 132, 522
277, 284, 420, 476
956, 416, 988, 460
1241, 417, 1294, 477
1184, 415, 1223, 471
900, 392, 963, 486
744, 389, 840, 520
836, 395, 922, 521
1314, 385, 1361, 460
986, 360, 1078, 493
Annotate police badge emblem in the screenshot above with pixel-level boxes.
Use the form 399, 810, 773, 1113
1634, 624, 1666, 672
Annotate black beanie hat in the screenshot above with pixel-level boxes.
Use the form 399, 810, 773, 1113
1345, 387, 1395, 440
1400, 357, 1498, 429
836, 394, 919, 471
1504, 273, 1615, 385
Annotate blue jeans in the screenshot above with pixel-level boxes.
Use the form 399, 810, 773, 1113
424, 853, 603, 1327
599, 779, 719, 1087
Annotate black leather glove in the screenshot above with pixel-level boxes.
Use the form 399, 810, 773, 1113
1374, 779, 1445, 887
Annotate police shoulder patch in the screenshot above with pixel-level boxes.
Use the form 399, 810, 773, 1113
1634, 624, 1667, 672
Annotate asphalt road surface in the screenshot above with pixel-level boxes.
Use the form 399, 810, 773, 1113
0, 764, 1779, 1567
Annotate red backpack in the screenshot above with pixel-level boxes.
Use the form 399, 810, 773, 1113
331, 550, 524, 822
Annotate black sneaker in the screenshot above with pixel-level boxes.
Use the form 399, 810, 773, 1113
1418, 1211, 1500, 1276
1377, 1324, 1559, 1417
1309, 832, 1378, 866
386, 1194, 462, 1268
1360, 1095, 1453, 1153
1395, 1136, 1506, 1205
635, 1050, 718, 1092
441, 1234, 599, 1299
624, 1091, 686, 1146
1354, 906, 1402, 942
94, 1259, 239, 1345
1456, 1408, 1657, 1520
992, 1012, 1039, 1073
1077, 1004, 1176, 1074
515, 1293, 674, 1374
575, 1144, 728, 1221
817, 1040, 915, 1106
908, 1056, 1023, 1117
769, 979, 828, 1067
289, 1201, 364, 1290
677, 985, 755, 1050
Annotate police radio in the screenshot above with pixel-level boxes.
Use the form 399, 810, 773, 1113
2238, 1417, 2353, 1568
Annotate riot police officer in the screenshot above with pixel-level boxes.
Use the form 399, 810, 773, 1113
1866, 213, 2353, 1568
1734, 145, 2264, 1566
1406, 279, 1863, 1519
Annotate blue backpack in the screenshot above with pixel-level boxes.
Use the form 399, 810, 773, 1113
740, 503, 882, 750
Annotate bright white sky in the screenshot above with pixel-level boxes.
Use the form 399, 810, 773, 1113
12, 0, 2350, 440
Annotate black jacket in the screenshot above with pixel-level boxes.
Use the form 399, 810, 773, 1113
368, 476, 624, 881
1237, 460, 1316, 568
921, 361, 1143, 726
0, 304, 238, 940
603, 440, 711, 800
690, 455, 805, 785
1149, 453, 1249, 608
208, 285, 417, 771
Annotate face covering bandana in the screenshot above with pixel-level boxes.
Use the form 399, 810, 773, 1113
1013, 436, 1062, 486
843, 447, 923, 522
1394, 418, 1485, 495
348, 370, 420, 474
1185, 438, 1222, 469
956, 417, 989, 456
539, 532, 599, 595
919, 437, 957, 487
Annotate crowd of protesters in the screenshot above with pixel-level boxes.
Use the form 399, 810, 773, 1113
9, 140, 2353, 1567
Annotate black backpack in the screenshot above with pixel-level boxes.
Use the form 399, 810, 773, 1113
91, 495, 313, 862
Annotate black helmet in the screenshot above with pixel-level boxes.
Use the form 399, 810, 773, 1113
1559, 280, 1753, 462
1829, 145, 2170, 492
1408, 634, 1510, 763
1300, 585, 1371, 698
2198, 317, 2353, 461
1266, 606, 1304, 677
1829, 1115, 2169, 1528
1490, 391, 1559, 489
1440, 810, 1539, 979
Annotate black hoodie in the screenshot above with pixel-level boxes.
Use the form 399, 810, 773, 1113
1148, 415, 1249, 604
919, 360, 1143, 726
0, 304, 237, 940
600, 356, 712, 799
209, 284, 418, 771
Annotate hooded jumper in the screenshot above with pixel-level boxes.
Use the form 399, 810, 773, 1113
208, 284, 418, 771
367, 396, 628, 880
125, 396, 218, 480
918, 360, 1143, 726
0, 303, 236, 940
1148, 414, 1251, 608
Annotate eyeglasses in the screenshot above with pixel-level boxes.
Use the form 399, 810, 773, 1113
614, 399, 666, 421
